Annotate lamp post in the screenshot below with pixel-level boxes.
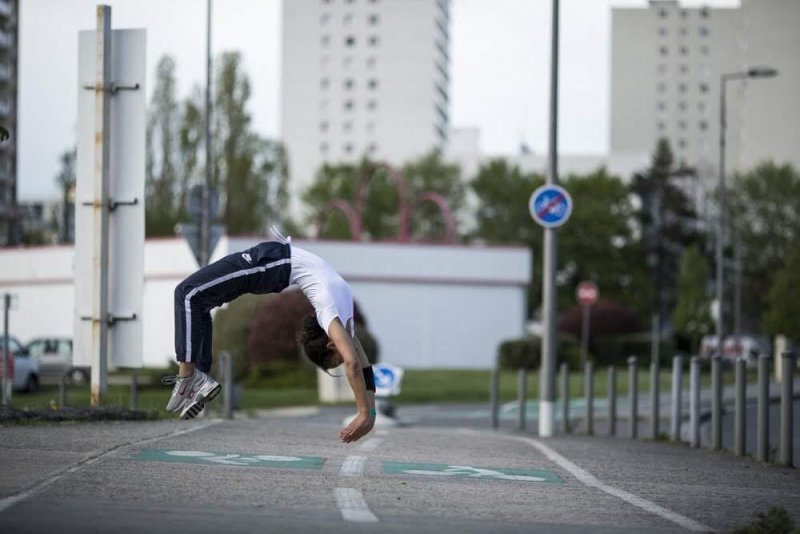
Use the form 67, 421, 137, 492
716, 67, 777, 358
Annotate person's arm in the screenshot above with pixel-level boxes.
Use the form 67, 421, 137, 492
327, 318, 375, 442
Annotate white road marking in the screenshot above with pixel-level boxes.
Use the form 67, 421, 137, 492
358, 437, 383, 452
339, 455, 366, 477
513, 436, 714, 533
375, 429, 389, 436
334, 487, 379, 523
0, 421, 219, 514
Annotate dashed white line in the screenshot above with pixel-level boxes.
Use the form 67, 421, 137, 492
358, 437, 383, 452
0, 421, 219, 514
339, 455, 367, 477
334, 487, 379, 523
513, 436, 714, 533
375, 429, 389, 436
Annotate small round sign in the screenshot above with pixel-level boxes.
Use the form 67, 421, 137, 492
529, 184, 573, 228
576, 281, 599, 306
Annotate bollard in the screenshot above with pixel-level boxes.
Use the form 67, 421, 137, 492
490, 366, 500, 430
780, 351, 795, 467
608, 365, 617, 436
130, 375, 138, 411
670, 355, 683, 441
585, 361, 594, 435
628, 356, 638, 439
650, 360, 660, 439
59, 372, 67, 409
560, 362, 569, 433
734, 357, 746, 456
222, 351, 233, 420
689, 357, 700, 448
517, 368, 527, 431
711, 355, 722, 450
757, 355, 769, 462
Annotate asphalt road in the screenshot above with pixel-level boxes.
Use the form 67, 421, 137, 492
1, 405, 798, 533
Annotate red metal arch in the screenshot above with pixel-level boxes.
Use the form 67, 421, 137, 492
316, 199, 362, 241
406, 192, 456, 243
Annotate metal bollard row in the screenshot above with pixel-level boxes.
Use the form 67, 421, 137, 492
585, 361, 594, 436
628, 356, 638, 439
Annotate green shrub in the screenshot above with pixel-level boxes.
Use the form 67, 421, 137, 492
497, 336, 582, 371
593, 333, 674, 366
212, 294, 274, 381
244, 360, 317, 388
733, 507, 797, 534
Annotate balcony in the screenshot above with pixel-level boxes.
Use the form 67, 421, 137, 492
0, 1, 11, 19
0, 30, 12, 49
0, 99, 10, 116
0, 64, 10, 83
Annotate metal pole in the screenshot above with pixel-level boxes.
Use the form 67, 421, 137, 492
130, 375, 138, 411
560, 362, 569, 433
490, 365, 500, 429
779, 351, 795, 467
757, 354, 769, 462
580, 304, 589, 392
715, 75, 727, 363
539, 0, 559, 439
223, 351, 233, 419
650, 359, 660, 439
670, 355, 683, 441
628, 356, 638, 439
90, 5, 112, 407
585, 361, 594, 435
201, 0, 213, 267
59, 372, 66, 409
690, 356, 701, 448
734, 356, 746, 456
2, 293, 9, 406
518, 368, 527, 431
711, 355, 722, 450
734, 232, 742, 350
608, 365, 617, 436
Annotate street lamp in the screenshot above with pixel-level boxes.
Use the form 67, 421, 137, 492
716, 66, 778, 357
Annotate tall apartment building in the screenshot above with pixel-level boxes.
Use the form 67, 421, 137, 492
281, 0, 451, 211
611, 0, 800, 207
0, 0, 18, 245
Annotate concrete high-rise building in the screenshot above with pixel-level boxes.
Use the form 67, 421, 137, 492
0, 0, 18, 246
611, 0, 800, 206
281, 0, 451, 212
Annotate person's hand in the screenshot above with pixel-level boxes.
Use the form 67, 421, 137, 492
339, 411, 375, 443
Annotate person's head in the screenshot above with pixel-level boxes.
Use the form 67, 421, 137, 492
298, 315, 343, 371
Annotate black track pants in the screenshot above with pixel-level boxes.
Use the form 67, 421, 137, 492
173, 241, 291, 372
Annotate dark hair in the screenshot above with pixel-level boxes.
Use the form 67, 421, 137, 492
298, 315, 337, 370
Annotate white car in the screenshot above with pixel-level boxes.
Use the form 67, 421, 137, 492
700, 334, 771, 367
0, 336, 41, 393
25, 337, 88, 385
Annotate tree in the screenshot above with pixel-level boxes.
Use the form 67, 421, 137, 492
470, 161, 649, 317
54, 148, 76, 243
672, 244, 713, 352
727, 162, 800, 329
303, 151, 463, 241
213, 52, 289, 235
762, 248, 800, 342
630, 138, 700, 327
145, 56, 183, 237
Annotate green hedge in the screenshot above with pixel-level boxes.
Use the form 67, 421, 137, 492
593, 333, 675, 366
497, 336, 583, 371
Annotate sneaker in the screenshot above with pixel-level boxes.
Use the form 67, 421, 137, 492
162, 370, 221, 418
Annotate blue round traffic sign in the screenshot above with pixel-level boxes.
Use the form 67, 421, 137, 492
374, 365, 398, 389
529, 184, 573, 228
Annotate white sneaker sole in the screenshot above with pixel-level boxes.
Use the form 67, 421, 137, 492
179, 383, 222, 420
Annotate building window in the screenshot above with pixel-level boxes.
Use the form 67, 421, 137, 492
658, 27, 667, 37
657, 120, 666, 131
321, 55, 331, 68
368, 143, 377, 154
322, 0, 331, 4
320, 142, 329, 154
343, 121, 353, 133
320, 98, 330, 111
699, 82, 709, 93
368, 35, 380, 47
321, 35, 331, 46
659, 46, 668, 56
698, 101, 707, 113
699, 120, 708, 131
678, 83, 687, 93
344, 78, 354, 90
678, 119, 687, 130
366, 121, 375, 133
343, 56, 353, 69
658, 63, 667, 74
369, 14, 379, 25
701, 45, 709, 55
678, 138, 687, 149
680, 26, 688, 36
679, 46, 689, 56
320, 121, 329, 132
320, 77, 330, 90
320, 13, 331, 25
680, 64, 689, 74
678, 101, 687, 111
367, 79, 378, 90
344, 143, 354, 154
366, 56, 377, 69
700, 7, 710, 18
657, 82, 666, 93
659, 8, 668, 18
345, 35, 356, 47
367, 99, 377, 111
344, 99, 354, 112
657, 101, 667, 112
700, 26, 709, 37
680, 9, 688, 19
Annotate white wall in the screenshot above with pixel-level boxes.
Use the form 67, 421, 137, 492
0, 236, 529, 370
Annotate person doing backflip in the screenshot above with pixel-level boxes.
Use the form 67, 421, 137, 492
163, 228, 376, 443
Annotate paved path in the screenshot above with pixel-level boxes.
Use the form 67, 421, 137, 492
0, 405, 798, 533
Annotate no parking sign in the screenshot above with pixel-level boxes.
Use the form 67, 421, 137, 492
529, 184, 573, 228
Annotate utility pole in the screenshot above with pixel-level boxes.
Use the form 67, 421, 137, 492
539, 0, 559, 438
200, 0, 213, 267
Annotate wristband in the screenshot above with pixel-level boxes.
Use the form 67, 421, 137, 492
362, 366, 376, 391
369, 408, 377, 417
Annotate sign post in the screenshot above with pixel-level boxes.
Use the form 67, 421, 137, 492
530, 183, 572, 438
576, 281, 598, 388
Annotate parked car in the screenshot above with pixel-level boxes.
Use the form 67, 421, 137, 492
25, 337, 89, 385
699, 334, 771, 367
0, 335, 40, 393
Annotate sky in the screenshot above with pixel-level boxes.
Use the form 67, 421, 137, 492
17, 0, 738, 201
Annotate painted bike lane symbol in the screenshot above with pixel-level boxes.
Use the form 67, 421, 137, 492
134, 449, 325, 470
383, 461, 561, 484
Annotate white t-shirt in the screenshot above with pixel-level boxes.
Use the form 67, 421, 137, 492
289, 245, 354, 336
